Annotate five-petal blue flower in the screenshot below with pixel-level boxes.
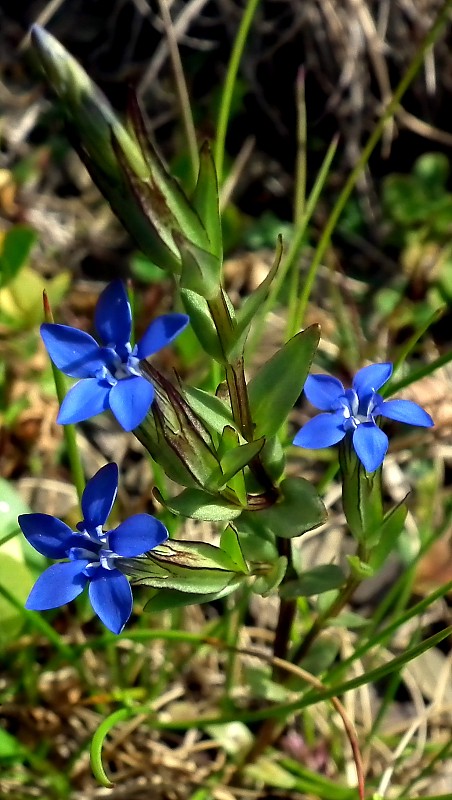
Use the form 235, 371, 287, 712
293, 363, 433, 472
41, 280, 189, 431
18, 463, 168, 633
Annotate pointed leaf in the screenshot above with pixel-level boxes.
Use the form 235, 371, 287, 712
279, 565, 345, 599
235, 516, 278, 563
183, 386, 236, 434
252, 556, 287, 596
231, 235, 283, 357
180, 288, 225, 362
255, 477, 327, 539
369, 501, 408, 570
220, 437, 265, 484
248, 325, 320, 437
192, 141, 222, 259
0, 226, 37, 286
155, 487, 243, 522
220, 525, 248, 573
178, 236, 222, 299
143, 581, 240, 612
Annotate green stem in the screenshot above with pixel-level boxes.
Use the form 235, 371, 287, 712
272, 543, 297, 680
293, 67, 307, 225
208, 291, 278, 498
214, 0, 262, 184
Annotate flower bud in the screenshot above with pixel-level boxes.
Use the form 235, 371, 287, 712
30, 26, 210, 274
136, 363, 221, 490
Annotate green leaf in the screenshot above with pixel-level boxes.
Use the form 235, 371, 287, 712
130, 252, 168, 283
255, 477, 327, 539
220, 525, 248, 573
215, 426, 248, 505
155, 487, 243, 521
346, 555, 374, 580
220, 437, 265, 482
0, 727, 24, 759
180, 288, 225, 362
143, 582, 239, 612
248, 325, 320, 437
252, 555, 287, 596
192, 142, 222, 260
0, 226, 37, 287
259, 436, 286, 483
235, 516, 278, 563
279, 565, 345, 598
246, 758, 296, 790
183, 386, 236, 434
178, 236, 222, 300
230, 235, 283, 357
368, 501, 408, 570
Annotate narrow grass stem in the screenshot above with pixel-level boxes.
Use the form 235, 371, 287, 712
157, 0, 199, 188
383, 347, 452, 397
294, 67, 307, 225
214, 0, 261, 184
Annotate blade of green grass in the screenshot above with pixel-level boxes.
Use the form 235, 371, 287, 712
214, 0, 261, 184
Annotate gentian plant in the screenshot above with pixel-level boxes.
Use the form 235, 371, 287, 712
20, 23, 443, 799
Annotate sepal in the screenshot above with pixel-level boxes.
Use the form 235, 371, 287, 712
339, 438, 384, 542
118, 539, 248, 595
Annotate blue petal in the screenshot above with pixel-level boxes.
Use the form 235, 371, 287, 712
293, 411, 346, 449
352, 422, 388, 472
57, 379, 111, 425
375, 399, 434, 428
81, 463, 119, 530
109, 514, 168, 557
88, 568, 132, 633
109, 375, 154, 431
25, 561, 89, 610
18, 514, 83, 558
136, 313, 189, 359
40, 324, 106, 378
353, 363, 393, 399
304, 374, 345, 410
95, 280, 132, 348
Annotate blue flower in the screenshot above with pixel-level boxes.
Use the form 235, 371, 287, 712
41, 280, 189, 431
18, 463, 168, 633
293, 363, 433, 472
